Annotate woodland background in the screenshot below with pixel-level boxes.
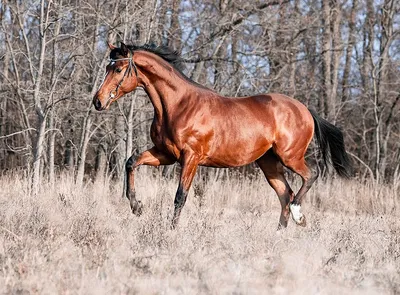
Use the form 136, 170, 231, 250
0, 0, 399, 189
1, 1, 400, 293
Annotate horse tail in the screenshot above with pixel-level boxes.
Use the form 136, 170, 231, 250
309, 109, 352, 178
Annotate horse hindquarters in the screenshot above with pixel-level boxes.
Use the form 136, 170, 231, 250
268, 105, 318, 226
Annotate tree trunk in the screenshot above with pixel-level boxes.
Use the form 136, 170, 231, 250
121, 93, 136, 196
64, 140, 74, 170
32, 115, 46, 195
112, 106, 126, 181
376, 0, 395, 179
126, 93, 136, 161
288, 0, 300, 97
74, 2, 118, 186
361, 0, 374, 94
167, 0, 182, 50
48, 111, 56, 187
341, 0, 358, 102
321, 0, 332, 118
95, 143, 107, 182
76, 112, 92, 186
31, 0, 51, 194
330, 1, 342, 122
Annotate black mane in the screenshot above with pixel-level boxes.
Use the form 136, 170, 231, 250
109, 42, 211, 90
110, 43, 185, 72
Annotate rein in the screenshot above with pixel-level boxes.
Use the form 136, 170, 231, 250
108, 51, 138, 100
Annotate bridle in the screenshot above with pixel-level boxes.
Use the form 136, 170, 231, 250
107, 50, 138, 102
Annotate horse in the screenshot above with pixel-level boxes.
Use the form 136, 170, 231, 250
93, 42, 351, 229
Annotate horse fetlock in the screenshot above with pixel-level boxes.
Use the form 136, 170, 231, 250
289, 203, 306, 226
277, 221, 288, 231
171, 206, 183, 228
277, 210, 290, 230
130, 199, 143, 216
126, 189, 135, 200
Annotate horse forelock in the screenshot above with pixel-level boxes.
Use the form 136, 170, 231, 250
109, 47, 127, 60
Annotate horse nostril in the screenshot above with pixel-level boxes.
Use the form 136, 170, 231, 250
94, 98, 102, 110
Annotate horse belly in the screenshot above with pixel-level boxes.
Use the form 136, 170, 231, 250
201, 129, 273, 168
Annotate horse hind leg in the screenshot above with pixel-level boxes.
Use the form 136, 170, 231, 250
283, 157, 319, 227
256, 151, 295, 230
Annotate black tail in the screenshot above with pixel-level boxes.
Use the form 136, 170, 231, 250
309, 109, 352, 178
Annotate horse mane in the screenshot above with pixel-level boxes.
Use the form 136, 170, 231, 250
110, 42, 185, 72
132, 43, 185, 72
110, 42, 211, 90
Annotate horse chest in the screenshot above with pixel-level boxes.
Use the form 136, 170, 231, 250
150, 123, 180, 160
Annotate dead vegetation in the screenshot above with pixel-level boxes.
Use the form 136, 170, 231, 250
0, 170, 399, 294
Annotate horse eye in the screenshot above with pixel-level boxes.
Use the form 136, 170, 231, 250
115, 68, 122, 73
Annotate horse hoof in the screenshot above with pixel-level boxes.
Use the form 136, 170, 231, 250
289, 203, 306, 227
131, 201, 143, 216
295, 215, 307, 227
277, 222, 288, 231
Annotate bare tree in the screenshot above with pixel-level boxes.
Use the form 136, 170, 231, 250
0, 0, 399, 185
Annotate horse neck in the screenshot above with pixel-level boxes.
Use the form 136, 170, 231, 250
135, 51, 198, 121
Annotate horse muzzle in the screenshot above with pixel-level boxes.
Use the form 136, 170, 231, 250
93, 92, 116, 111
93, 97, 104, 111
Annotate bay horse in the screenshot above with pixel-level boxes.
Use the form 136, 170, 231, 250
93, 42, 351, 229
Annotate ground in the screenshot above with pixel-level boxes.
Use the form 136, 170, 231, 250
0, 168, 399, 294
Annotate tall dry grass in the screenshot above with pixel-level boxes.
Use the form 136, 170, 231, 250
0, 168, 399, 294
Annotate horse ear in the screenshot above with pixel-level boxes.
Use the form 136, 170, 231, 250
120, 42, 129, 56
108, 43, 117, 50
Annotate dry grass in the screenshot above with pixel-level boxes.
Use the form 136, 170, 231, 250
0, 168, 399, 294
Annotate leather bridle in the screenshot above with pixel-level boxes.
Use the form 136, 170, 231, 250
106, 50, 138, 105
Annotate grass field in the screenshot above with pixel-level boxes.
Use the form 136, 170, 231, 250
0, 168, 399, 294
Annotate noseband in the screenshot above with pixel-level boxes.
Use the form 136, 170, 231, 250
108, 50, 138, 101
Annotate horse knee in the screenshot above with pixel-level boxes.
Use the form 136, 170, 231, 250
126, 156, 135, 172
303, 168, 318, 184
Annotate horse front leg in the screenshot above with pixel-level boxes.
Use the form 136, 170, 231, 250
172, 150, 199, 228
126, 146, 175, 215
